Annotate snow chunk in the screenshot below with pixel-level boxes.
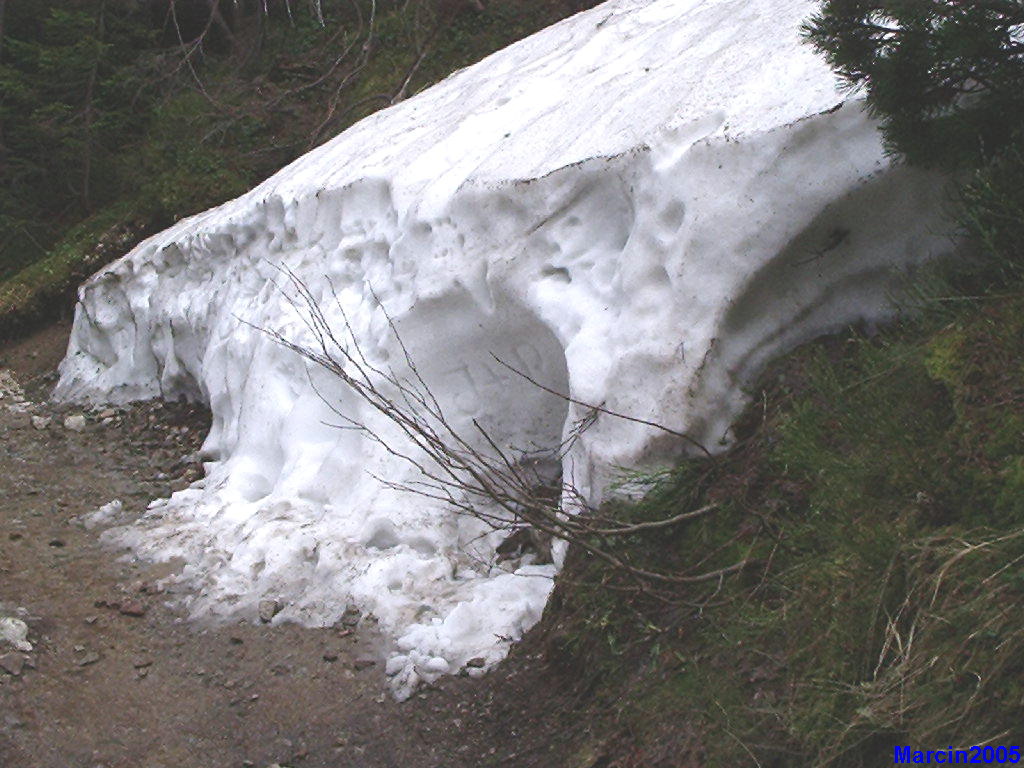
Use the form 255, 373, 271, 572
82, 499, 124, 530
0, 617, 32, 653
55, 0, 954, 697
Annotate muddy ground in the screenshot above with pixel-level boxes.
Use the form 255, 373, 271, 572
0, 323, 600, 768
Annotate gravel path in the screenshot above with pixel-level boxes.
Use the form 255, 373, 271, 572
0, 323, 585, 768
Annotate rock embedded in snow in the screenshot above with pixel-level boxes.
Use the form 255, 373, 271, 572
339, 604, 361, 627
55, 0, 954, 697
258, 599, 282, 624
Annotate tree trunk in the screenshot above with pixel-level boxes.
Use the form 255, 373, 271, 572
82, 0, 107, 213
0, 0, 7, 161
0, 0, 6, 63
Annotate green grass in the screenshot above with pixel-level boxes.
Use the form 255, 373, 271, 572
544, 275, 1024, 766
0, 205, 146, 336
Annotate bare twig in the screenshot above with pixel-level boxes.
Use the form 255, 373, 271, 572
491, 354, 712, 456
251, 268, 749, 594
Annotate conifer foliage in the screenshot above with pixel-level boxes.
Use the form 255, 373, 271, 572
805, 1, 1024, 282
803, 0, 1024, 168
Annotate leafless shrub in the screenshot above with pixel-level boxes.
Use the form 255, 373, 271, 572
254, 269, 757, 593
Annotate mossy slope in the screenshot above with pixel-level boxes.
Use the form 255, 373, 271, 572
542, 273, 1024, 766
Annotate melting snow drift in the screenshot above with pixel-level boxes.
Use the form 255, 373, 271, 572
57, 0, 952, 697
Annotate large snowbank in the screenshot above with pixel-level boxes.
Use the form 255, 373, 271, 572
56, 0, 952, 696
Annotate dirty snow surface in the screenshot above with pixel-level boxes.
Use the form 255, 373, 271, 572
57, 0, 952, 696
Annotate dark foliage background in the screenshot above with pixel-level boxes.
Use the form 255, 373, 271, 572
0, 0, 598, 334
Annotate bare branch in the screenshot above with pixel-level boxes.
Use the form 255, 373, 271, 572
491, 354, 712, 457
252, 270, 748, 596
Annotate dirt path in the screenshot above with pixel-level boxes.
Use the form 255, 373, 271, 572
0, 324, 588, 768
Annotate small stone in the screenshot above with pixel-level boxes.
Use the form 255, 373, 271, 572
78, 651, 101, 667
98, 408, 116, 419
339, 604, 361, 628
8, 532, 22, 541
84, 616, 99, 625
0, 653, 25, 676
4, 409, 31, 429
352, 656, 376, 671
119, 600, 147, 617
322, 651, 339, 663
30, 415, 51, 430
63, 414, 87, 432
465, 657, 487, 668
132, 657, 153, 669
258, 599, 281, 623
48, 538, 65, 548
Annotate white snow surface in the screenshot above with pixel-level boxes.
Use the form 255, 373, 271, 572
56, 0, 953, 697
81, 499, 125, 530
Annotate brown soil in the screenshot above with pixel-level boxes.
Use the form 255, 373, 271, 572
0, 324, 598, 768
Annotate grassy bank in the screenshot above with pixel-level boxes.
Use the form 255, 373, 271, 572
539, 254, 1024, 764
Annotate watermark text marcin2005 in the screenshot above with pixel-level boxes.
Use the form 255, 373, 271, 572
895, 746, 1022, 764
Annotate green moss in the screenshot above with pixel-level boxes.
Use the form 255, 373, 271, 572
986, 415, 1024, 462
994, 457, 1024, 524
924, 325, 968, 388
0, 204, 148, 337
